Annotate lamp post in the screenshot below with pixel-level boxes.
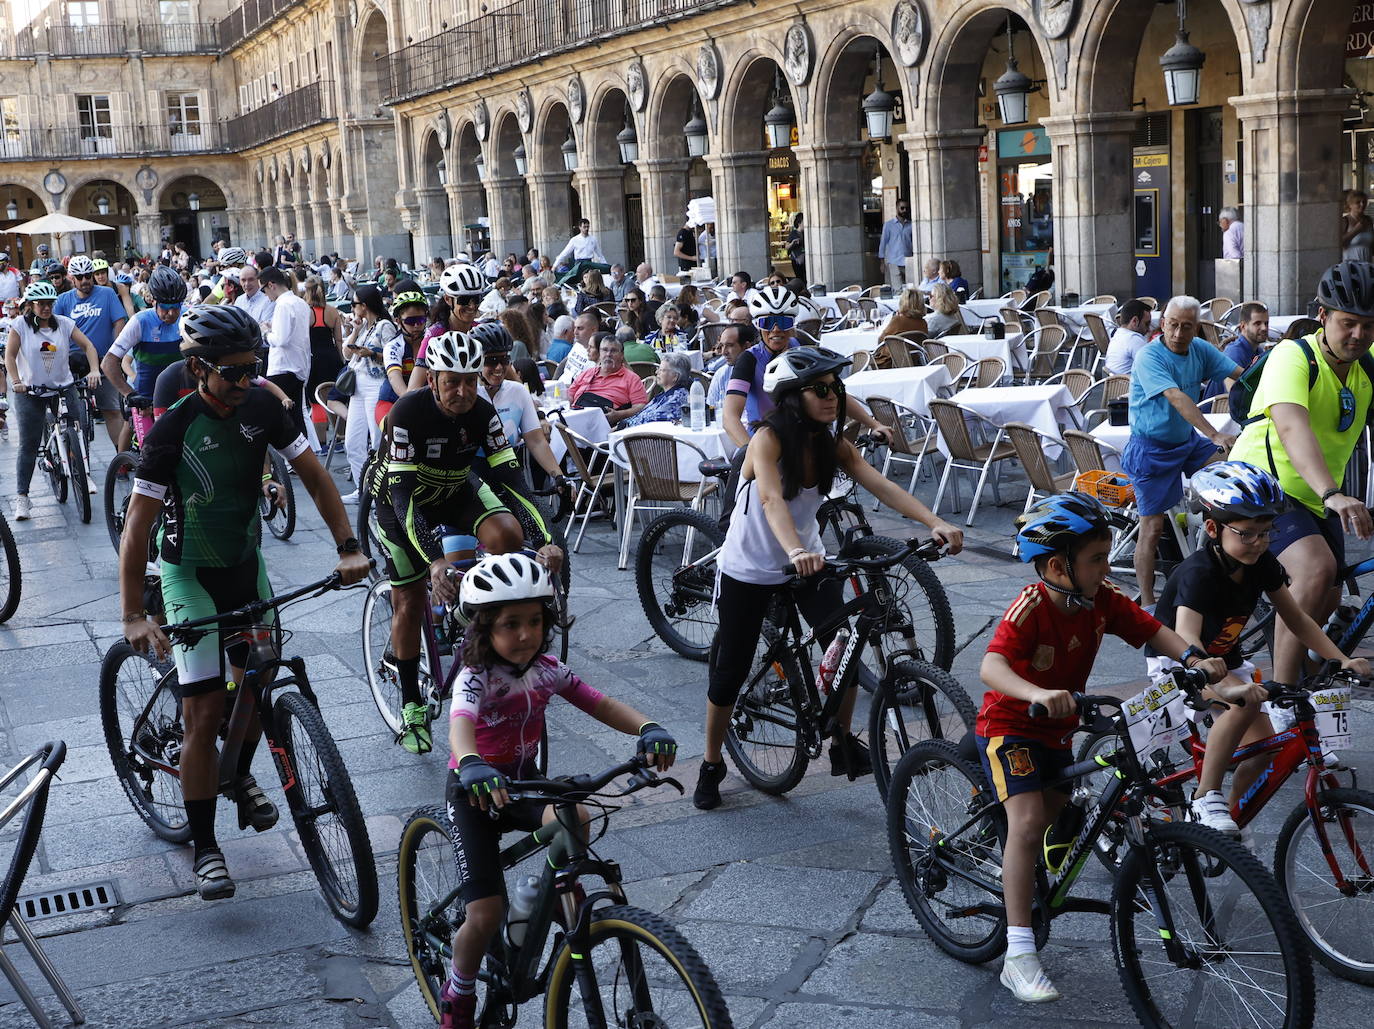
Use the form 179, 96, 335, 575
437, 157, 449, 186
617, 104, 639, 164
862, 48, 895, 141
188, 192, 200, 211
764, 68, 794, 150
513, 142, 527, 175
684, 94, 708, 157
4, 200, 17, 221
993, 18, 1035, 125
95, 195, 110, 216
561, 131, 578, 172
1160, 0, 1206, 107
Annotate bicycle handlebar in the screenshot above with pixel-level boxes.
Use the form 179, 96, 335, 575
161, 561, 375, 641
781, 536, 944, 578
502, 754, 682, 807
1026, 666, 1211, 720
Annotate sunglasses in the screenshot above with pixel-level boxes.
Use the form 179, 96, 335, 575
756, 315, 795, 332
454, 298, 480, 309
1224, 524, 1276, 545
800, 380, 844, 399
73, 274, 93, 281
197, 356, 261, 382
156, 302, 180, 312
1339, 385, 1357, 433
483, 356, 507, 368
401, 314, 428, 327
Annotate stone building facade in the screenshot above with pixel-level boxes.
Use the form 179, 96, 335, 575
0, 0, 1360, 313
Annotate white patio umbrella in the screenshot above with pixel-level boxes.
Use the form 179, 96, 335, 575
7, 212, 113, 257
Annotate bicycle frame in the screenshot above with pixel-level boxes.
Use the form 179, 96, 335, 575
32, 390, 79, 481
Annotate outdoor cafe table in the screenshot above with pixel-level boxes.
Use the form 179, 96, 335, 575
938, 333, 1027, 378
613, 421, 732, 482
543, 404, 611, 462
816, 328, 881, 360
809, 293, 898, 319
940, 384, 1083, 458
1049, 302, 1118, 335
844, 364, 953, 417
961, 298, 1010, 323
1088, 413, 1239, 473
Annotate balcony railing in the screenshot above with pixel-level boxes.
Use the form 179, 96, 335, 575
379, 0, 737, 104
138, 22, 220, 54
44, 24, 129, 56
222, 80, 333, 150
217, 0, 306, 51
0, 122, 224, 160
0, 30, 37, 57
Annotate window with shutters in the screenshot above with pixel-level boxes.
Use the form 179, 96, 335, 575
166, 92, 201, 136
77, 94, 111, 138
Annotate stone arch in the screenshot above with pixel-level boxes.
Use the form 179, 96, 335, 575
354, 6, 391, 115
415, 128, 454, 261
453, 120, 482, 185
0, 183, 51, 267
719, 50, 796, 154
453, 119, 490, 256
491, 110, 523, 178
531, 97, 579, 253
1278, 0, 1357, 94
487, 110, 531, 257
647, 69, 704, 161
68, 178, 139, 257
582, 83, 639, 268
532, 96, 574, 174
811, 19, 900, 143
158, 174, 229, 258
641, 70, 714, 276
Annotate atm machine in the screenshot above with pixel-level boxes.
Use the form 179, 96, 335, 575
1133, 149, 1171, 301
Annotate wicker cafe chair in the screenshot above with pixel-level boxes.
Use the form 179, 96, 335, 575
970, 357, 1008, 388
865, 395, 937, 506
874, 338, 914, 368
1062, 429, 1121, 478
1081, 313, 1112, 375
1003, 420, 1076, 517
552, 418, 616, 553
927, 398, 1017, 526
612, 432, 720, 569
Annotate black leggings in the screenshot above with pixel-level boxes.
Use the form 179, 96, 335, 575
267, 372, 307, 438
707, 571, 843, 707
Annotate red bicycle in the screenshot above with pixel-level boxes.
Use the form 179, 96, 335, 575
1078, 664, 1374, 984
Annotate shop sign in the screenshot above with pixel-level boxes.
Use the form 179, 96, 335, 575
1350, 2, 1374, 59
997, 126, 1050, 160
767, 149, 798, 175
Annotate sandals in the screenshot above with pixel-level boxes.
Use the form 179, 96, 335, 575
234, 775, 279, 832
194, 849, 236, 901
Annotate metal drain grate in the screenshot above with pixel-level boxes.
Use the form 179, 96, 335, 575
16, 880, 120, 920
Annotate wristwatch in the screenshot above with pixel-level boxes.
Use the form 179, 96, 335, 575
337, 536, 362, 555
1180, 645, 1207, 668
1321, 487, 1344, 508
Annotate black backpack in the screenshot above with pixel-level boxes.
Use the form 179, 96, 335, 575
1230, 334, 1374, 425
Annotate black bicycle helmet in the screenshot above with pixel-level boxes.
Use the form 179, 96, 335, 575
180, 304, 262, 357
149, 265, 188, 305
763, 346, 851, 397
1316, 261, 1374, 318
470, 321, 514, 357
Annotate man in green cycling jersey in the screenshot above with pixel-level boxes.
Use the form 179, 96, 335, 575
118, 304, 370, 902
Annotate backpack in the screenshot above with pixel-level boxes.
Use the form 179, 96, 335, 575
1231, 333, 1374, 425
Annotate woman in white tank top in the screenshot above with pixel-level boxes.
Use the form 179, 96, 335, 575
695, 346, 964, 810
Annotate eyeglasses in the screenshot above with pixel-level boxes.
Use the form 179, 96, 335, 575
800, 380, 844, 399
196, 356, 261, 382
1224, 524, 1276, 545
401, 314, 428, 327
1339, 385, 1357, 433
756, 315, 795, 332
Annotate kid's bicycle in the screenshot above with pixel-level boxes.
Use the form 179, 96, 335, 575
28, 385, 91, 524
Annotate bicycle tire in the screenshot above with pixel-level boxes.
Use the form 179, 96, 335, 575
0, 743, 61, 925
723, 622, 809, 794
361, 578, 415, 737
397, 805, 470, 1021
839, 534, 956, 675
274, 690, 379, 927
64, 427, 91, 523
1112, 820, 1314, 1029
886, 739, 1009, 964
104, 450, 139, 553
544, 904, 734, 1029
98, 641, 192, 843
1274, 786, 1374, 984
0, 513, 20, 623
636, 508, 725, 662
261, 449, 296, 541
868, 659, 977, 801
356, 461, 386, 582
44, 429, 66, 505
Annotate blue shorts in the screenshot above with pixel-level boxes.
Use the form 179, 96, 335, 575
1121, 433, 1222, 516
976, 734, 1074, 802
1270, 505, 1345, 569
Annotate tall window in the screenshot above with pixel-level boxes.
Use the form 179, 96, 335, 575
158, 0, 191, 22
0, 98, 19, 141
66, 1, 100, 25
76, 94, 111, 138
166, 92, 200, 135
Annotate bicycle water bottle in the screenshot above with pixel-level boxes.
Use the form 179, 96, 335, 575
506, 875, 542, 948
817, 630, 850, 694
689, 379, 706, 431
1043, 785, 1091, 874
1308, 596, 1359, 663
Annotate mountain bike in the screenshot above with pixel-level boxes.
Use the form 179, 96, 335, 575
104, 394, 152, 554
1237, 550, 1374, 667
99, 570, 379, 927
1076, 662, 1374, 983
28, 386, 90, 524
0, 507, 20, 623
725, 538, 974, 800
259, 446, 296, 541
398, 755, 733, 1028
887, 667, 1314, 1029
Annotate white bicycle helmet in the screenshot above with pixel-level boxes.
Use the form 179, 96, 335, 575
67, 255, 95, 276
763, 346, 851, 397
218, 246, 248, 267
23, 281, 57, 303
747, 285, 801, 319
439, 263, 487, 298
425, 330, 483, 374
459, 552, 555, 618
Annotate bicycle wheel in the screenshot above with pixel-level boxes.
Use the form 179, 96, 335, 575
356, 479, 387, 583
104, 450, 139, 553
545, 904, 734, 1029
636, 508, 724, 662
887, 739, 1009, 964
1112, 820, 1314, 1029
0, 513, 20, 623
362, 578, 407, 736
260, 449, 296, 541
273, 690, 379, 927
43, 429, 66, 504
868, 659, 977, 800
1274, 786, 1374, 984
398, 806, 478, 1021
64, 427, 91, 523
1075, 730, 1189, 875
839, 535, 956, 675
98, 642, 191, 843
723, 622, 810, 795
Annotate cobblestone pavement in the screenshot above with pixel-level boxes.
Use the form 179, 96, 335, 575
1, 432, 1372, 1028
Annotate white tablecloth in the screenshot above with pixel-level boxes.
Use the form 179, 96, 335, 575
544, 405, 611, 462
817, 328, 881, 359
943, 384, 1083, 458
613, 422, 732, 482
809, 294, 898, 319
939, 333, 1028, 377
1049, 303, 1118, 334
961, 298, 1011, 323
1088, 413, 1238, 473
845, 365, 952, 417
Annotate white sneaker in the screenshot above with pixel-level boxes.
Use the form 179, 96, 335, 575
1000, 952, 1061, 1003
339, 490, 359, 505
1191, 790, 1239, 835
12, 495, 30, 521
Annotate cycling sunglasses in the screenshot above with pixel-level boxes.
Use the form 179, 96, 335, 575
1339, 385, 1357, 433
483, 355, 507, 367
400, 314, 428, 327
155, 302, 180, 312
755, 315, 795, 332
800, 380, 844, 399
197, 356, 261, 382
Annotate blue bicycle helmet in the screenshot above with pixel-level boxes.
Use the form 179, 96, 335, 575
1015, 492, 1112, 563
1186, 461, 1286, 522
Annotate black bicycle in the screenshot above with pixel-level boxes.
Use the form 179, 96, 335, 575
259, 446, 296, 541
28, 386, 90, 524
887, 667, 1314, 1029
725, 538, 975, 800
0, 507, 20, 623
99, 570, 379, 927
398, 755, 733, 1028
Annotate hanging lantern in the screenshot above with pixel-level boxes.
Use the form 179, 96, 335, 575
994, 19, 1034, 126
617, 117, 638, 164
684, 94, 709, 157
764, 69, 794, 149
513, 142, 527, 175
560, 131, 578, 172
862, 50, 895, 141
1160, 0, 1206, 107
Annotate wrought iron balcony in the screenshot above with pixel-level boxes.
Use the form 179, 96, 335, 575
138, 23, 220, 55
222, 80, 334, 150
43, 24, 130, 57
0, 122, 224, 160
217, 0, 306, 51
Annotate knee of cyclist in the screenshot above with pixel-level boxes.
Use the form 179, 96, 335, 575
462, 895, 504, 934
486, 522, 526, 554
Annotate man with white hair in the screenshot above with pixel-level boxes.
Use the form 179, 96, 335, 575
545, 313, 577, 365
1219, 207, 1244, 260
1122, 295, 1246, 605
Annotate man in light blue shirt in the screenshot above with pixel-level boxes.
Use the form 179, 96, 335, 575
54, 256, 127, 447
1123, 295, 1245, 604
878, 200, 913, 291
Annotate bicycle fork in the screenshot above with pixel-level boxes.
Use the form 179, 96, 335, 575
1127, 816, 1216, 968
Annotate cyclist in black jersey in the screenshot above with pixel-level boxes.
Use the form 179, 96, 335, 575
118, 304, 370, 901
368, 330, 563, 754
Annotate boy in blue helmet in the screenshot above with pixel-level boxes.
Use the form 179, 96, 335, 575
1148, 461, 1370, 837
976, 491, 1226, 1004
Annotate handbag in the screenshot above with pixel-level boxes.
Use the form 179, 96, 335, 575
333, 365, 357, 397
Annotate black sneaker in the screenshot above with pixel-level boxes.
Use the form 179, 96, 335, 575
693, 760, 727, 810
829, 734, 873, 779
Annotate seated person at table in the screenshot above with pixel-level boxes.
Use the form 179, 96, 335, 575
923, 283, 966, 338
618, 324, 660, 365
939, 260, 970, 302
1104, 299, 1153, 376
645, 304, 690, 352
569, 337, 647, 426
621, 352, 693, 429
543, 314, 576, 364
1204, 302, 1270, 401
875, 287, 929, 368
709, 324, 755, 438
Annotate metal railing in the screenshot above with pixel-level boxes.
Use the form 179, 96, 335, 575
0, 30, 37, 57
0, 122, 223, 160
217, 0, 306, 51
222, 80, 333, 150
43, 24, 129, 56
380, 0, 737, 104
138, 22, 220, 54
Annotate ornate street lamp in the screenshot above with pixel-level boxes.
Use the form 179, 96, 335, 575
437, 157, 449, 186
5, 200, 18, 220
513, 142, 527, 175
994, 19, 1036, 125
95, 194, 111, 216
560, 131, 578, 172
617, 103, 638, 163
188, 192, 200, 211
763, 68, 794, 149
474, 155, 486, 183
862, 49, 895, 141
684, 94, 708, 157
1160, 0, 1206, 107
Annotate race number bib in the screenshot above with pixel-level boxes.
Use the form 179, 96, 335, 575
1124, 677, 1190, 761
1310, 682, 1352, 752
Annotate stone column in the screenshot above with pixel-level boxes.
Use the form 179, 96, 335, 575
485, 175, 529, 257
348, 120, 408, 263
706, 151, 769, 280
451, 182, 487, 256
312, 199, 334, 256
1040, 111, 1139, 303
901, 127, 986, 294
636, 157, 690, 276
574, 166, 629, 267
1232, 89, 1349, 313
411, 186, 454, 262
793, 142, 868, 291
527, 170, 574, 257
135, 213, 162, 259
328, 198, 346, 261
